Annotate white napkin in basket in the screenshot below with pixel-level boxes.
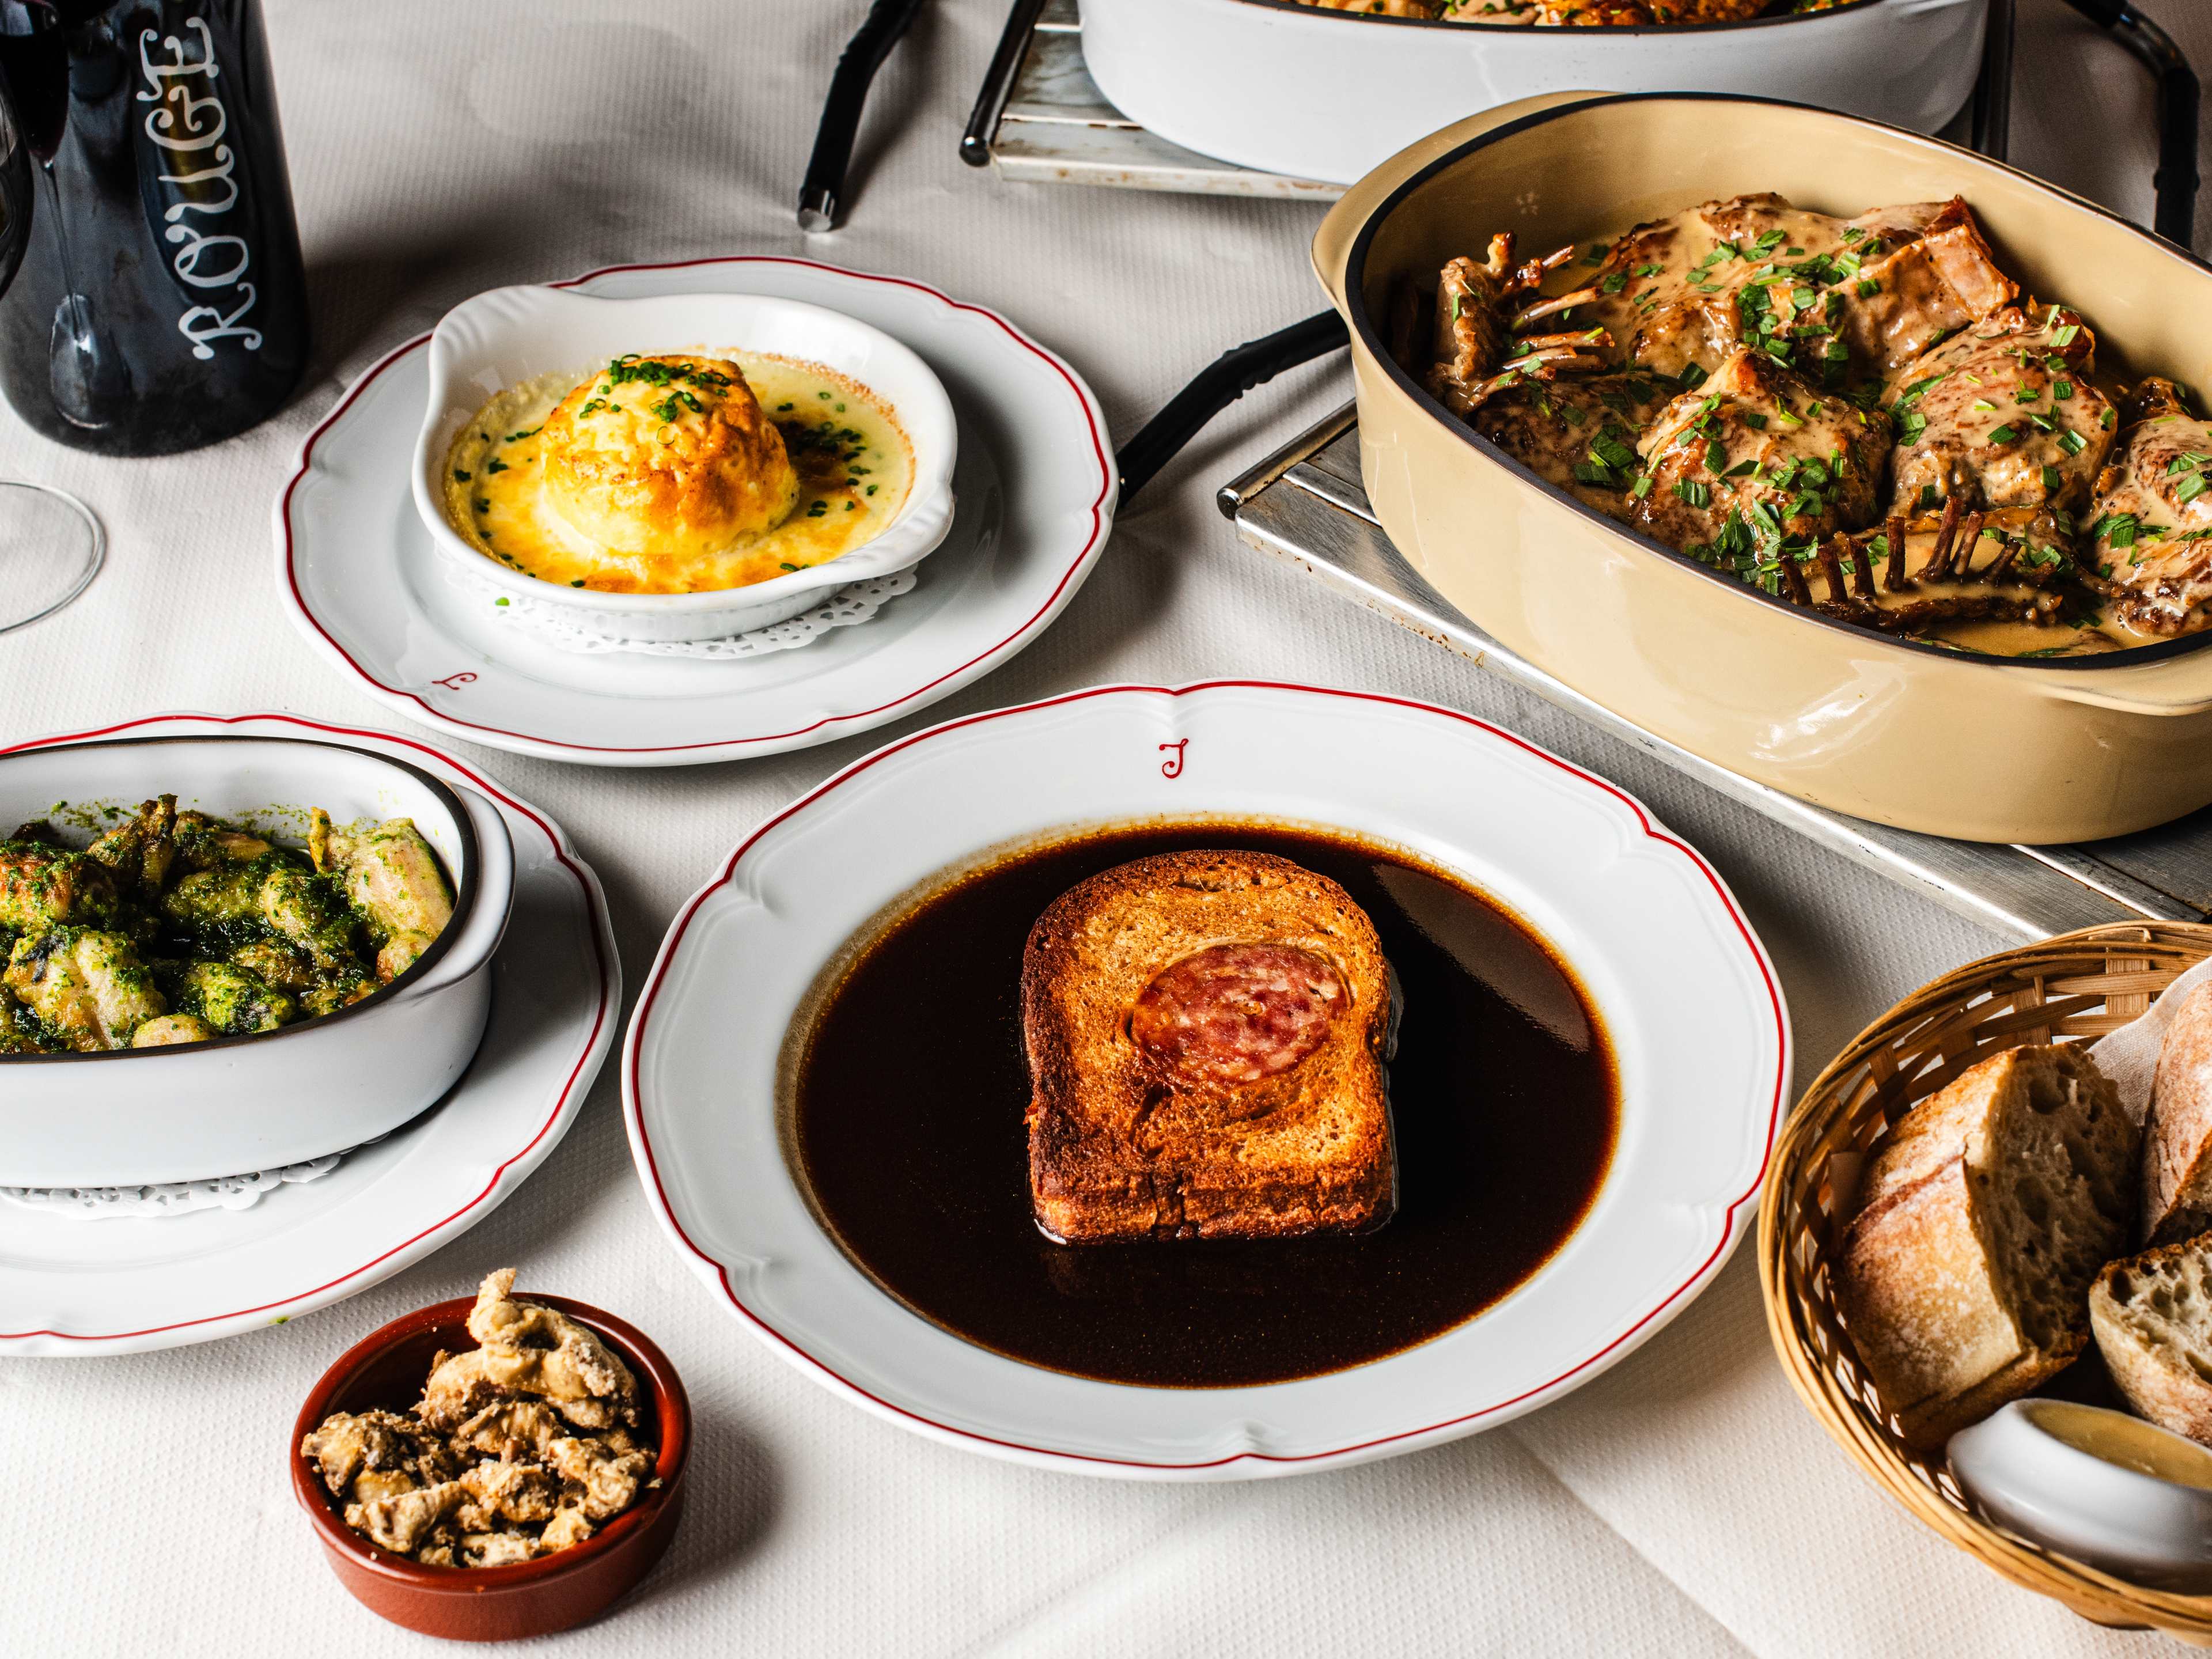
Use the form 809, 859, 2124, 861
2088, 952, 2212, 1124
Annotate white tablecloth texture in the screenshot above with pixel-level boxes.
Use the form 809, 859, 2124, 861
2, 1, 2207, 1653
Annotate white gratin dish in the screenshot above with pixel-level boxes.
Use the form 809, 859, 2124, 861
1081, 0, 1987, 188
0, 733, 516, 1188
411, 286, 960, 645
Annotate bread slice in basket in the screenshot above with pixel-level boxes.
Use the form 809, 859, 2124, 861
2143, 979, 2212, 1247
2092, 1234, 2212, 1444
1021, 849, 1396, 1244
1835, 1044, 2137, 1450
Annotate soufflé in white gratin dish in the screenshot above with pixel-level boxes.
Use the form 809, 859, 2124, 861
411, 286, 960, 644
442, 351, 912, 597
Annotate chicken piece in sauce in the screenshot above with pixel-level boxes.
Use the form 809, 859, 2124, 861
1569, 195, 1896, 384
0, 842, 116, 934
1632, 347, 1890, 556
1833, 200, 2018, 377
3, 929, 165, 1051
1885, 305, 2115, 516
1427, 237, 1604, 416
1469, 370, 1675, 518
2085, 379, 2212, 635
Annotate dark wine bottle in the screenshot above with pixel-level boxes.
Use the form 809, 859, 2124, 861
0, 37, 29, 297
0, 0, 307, 455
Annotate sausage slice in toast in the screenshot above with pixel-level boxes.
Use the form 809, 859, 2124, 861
1022, 849, 1397, 1244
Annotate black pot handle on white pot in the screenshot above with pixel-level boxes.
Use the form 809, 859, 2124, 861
2040, 0, 2200, 248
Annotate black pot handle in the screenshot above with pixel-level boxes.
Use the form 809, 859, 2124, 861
1116, 311, 1350, 507
962, 0, 1050, 169
2056, 0, 2201, 248
797, 0, 930, 230
1969, 0, 2014, 160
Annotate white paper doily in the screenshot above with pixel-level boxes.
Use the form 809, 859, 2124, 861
463, 569, 918, 658
0, 1141, 377, 1221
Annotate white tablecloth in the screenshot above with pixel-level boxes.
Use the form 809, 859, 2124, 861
3, 1, 2207, 1652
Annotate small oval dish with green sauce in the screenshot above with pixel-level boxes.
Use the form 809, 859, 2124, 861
0, 733, 515, 1190
4, 802, 452, 1054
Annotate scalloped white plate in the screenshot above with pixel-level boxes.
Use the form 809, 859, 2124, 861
0, 714, 619, 1357
276, 257, 1114, 767
624, 681, 1788, 1478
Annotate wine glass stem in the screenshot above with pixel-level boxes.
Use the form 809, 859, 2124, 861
36, 160, 91, 360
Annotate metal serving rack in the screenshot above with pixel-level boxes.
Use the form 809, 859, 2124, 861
960, 0, 1342, 198
1005, 0, 2206, 941
1220, 406, 2212, 945
966, 1, 1965, 197
963, 0, 2200, 230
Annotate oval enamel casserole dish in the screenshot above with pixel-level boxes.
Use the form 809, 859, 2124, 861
0, 734, 515, 1187
1314, 93, 2212, 844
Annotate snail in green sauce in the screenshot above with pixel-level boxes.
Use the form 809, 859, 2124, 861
0, 795, 453, 1053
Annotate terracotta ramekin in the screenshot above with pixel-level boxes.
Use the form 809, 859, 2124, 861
289, 1293, 690, 1642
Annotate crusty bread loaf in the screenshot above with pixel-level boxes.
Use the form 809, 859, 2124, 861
1022, 850, 1395, 1244
1834, 1043, 2137, 1450
2142, 979, 2212, 1247
2091, 1234, 2212, 1444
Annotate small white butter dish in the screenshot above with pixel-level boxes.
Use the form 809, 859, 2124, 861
1948, 1399, 2212, 1592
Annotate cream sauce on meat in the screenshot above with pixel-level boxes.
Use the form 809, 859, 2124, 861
1491, 195, 2188, 658
1567, 196, 1881, 382
2089, 397, 2212, 634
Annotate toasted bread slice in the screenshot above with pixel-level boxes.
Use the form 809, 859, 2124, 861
1022, 850, 1396, 1244
1834, 1043, 2136, 1450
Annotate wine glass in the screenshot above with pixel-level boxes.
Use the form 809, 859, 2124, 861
0, 1, 104, 637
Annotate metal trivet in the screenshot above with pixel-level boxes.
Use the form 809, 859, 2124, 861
1220, 404, 2212, 945
960, 0, 1341, 198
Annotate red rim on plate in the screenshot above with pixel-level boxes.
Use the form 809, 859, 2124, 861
624, 680, 1789, 1472
276, 257, 1114, 756
0, 713, 616, 1347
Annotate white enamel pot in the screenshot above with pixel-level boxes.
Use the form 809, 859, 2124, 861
1082, 0, 1987, 188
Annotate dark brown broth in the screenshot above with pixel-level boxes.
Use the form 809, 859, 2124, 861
790, 823, 1618, 1387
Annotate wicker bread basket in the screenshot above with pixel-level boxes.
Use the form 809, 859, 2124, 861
1760, 922, 2212, 1642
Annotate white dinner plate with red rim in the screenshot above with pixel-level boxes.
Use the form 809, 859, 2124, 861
623, 680, 1789, 1479
274, 257, 1113, 767
0, 713, 619, 1357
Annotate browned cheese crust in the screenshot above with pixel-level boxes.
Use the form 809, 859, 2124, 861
1022, 850, 1396, 1244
